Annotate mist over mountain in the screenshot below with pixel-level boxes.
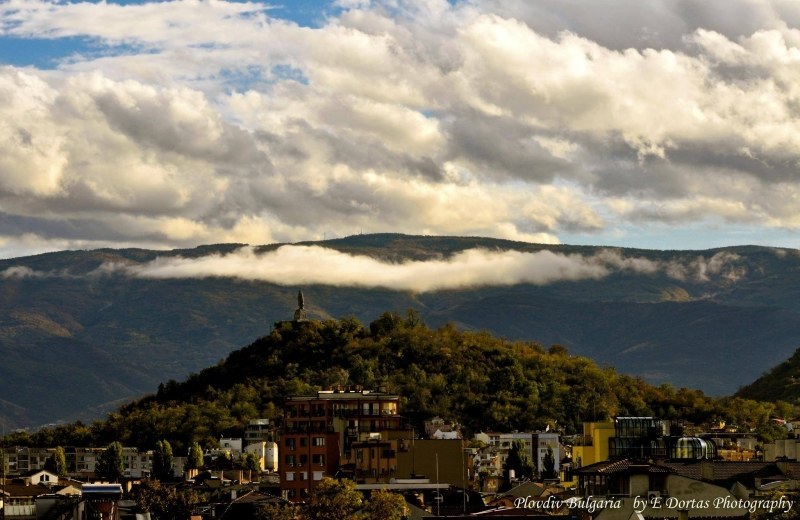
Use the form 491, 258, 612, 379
1, 233, 798, 429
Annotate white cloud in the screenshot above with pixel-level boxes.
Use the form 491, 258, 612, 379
4, 0, 800, 254
96, 244, 746, 291
0, 265, 50, 278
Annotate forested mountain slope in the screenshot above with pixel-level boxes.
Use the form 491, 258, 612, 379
1, 233, 798, 428
8, 315, 785, 452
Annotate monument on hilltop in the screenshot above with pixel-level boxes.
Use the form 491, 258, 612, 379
293, 290, 308, 322
273, 290, 313, 331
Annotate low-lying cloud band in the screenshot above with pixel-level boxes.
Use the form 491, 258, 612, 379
72, 245, 744, 292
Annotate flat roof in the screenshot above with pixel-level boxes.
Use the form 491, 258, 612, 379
286, 391, 399, 401
82, 484, 123, 495
356, 483, 450, 491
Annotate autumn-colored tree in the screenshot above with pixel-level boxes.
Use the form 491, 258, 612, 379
255, 503, 300, 520
187, 442, 204, 470
242, 451, 261, 472
133, 479, 199, 520
306, 477, 362, 520
363, 489, 407, 520
44, 446, 68, 477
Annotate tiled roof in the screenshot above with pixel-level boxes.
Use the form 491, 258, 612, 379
19, 469, 55, 478
496, 481, 546, 500
2, 484, 52, 498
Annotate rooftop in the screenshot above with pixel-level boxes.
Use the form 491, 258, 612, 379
576, 459, 674, 475
286, 389, 399, 401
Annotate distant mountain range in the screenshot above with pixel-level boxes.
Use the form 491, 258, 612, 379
2, 233, 799, 430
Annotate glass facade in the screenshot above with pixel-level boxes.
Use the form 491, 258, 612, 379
609, 417, 715, 461
670, 437, 717, 460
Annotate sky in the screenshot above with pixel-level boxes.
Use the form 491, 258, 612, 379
2, 0, 800, 259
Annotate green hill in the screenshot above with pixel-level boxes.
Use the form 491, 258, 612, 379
736, 348, 800, 403
2, 233, 800, 429
7, 314, 786, 452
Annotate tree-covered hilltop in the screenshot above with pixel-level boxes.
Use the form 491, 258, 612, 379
5, 234, 800, 429
6, 312, 794, 452
736, 346, 800, 403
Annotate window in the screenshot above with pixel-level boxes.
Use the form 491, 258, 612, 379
285, 438, 295, 450
300, 437, 308, 448
313, 437, 325, 447
285, 455, 295, 466
300, 455, 308, 465
312, 454, 325, 466
313, 471, 324, 481
300, 472, 308, 481
286, 472, 295, 481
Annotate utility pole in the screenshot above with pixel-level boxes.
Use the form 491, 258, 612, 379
436, 453, 440, 517
1, 418, 5, 520
461, 442, 466, 513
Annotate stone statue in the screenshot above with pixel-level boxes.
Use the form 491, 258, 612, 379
293, 290, 308, 321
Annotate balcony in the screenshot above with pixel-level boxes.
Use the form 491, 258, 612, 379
285, 426, 336, 434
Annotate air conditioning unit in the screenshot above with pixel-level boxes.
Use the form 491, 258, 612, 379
647, 491, 661, 499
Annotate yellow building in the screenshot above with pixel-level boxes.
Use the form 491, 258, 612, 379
572, 421, 614, 469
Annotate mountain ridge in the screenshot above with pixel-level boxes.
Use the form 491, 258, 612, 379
0, 233, 798, 429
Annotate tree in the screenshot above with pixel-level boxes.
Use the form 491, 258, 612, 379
133, 479, 199, 520
187, 442, 204, 470
96, 442, 125, 482
44, 446, 68, 477
502, 439, 533, 490
255, 503, 300, 520
306, 477, 362, 520
363, 489, 407, 520
756, 423, 789, 443
153, 439, 174, 480
242, 451, 261, 472
541, 445, 556, 480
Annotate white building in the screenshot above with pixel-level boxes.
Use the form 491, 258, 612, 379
219, 438, 243, 455
265, 442, 278, 472
474, 431, 560, 478
244, 441, 279, 472
245, 419, 275, 445
532, 432, 560, 477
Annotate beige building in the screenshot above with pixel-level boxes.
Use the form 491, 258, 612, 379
396, 439, 472, 489
765, 438, 800, 461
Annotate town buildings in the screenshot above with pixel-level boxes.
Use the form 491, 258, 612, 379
280, 387, 406, 500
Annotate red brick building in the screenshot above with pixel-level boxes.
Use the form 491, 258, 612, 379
280, 388, 406, 501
